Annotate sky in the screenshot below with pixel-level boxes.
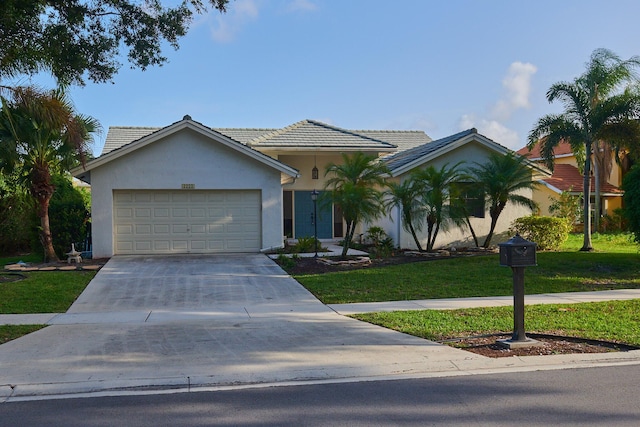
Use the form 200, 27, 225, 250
24, 0, 640, 156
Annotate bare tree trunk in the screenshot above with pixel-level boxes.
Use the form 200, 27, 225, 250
581, 143, 594, 251
407, 220, 423, 252
31, 165, 59, 262
482, 203, 505, 248
593, 150, 601, 233
39, 200, 59, 263
466, 216, 480, 248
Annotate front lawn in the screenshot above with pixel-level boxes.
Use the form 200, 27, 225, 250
354, 299, 640, 347
294, 233, 640, 304
0, 270, 96, 314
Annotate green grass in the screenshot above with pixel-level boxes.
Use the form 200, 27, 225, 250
0, 271, 96, 313
0, 253, 43, 265
353, 299, 640, 346
0, 325, 46, 344
295, 233, 640, 304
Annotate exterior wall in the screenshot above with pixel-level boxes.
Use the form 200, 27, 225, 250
278, 154, 348, 191
90, 129, 284, 257
378, 142, 537, 250
534, 184, 558, 217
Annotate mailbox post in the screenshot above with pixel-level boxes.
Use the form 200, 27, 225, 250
498, 234, 542, 348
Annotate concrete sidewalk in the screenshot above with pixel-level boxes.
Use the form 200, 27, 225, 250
328, 288, 640, 315
2, 289, 639, 325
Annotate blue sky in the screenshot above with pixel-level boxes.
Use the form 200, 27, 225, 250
28, 0, 640, 155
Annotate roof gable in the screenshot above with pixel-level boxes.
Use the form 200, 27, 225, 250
384, 128, 550, 177
73, 117, 299, 180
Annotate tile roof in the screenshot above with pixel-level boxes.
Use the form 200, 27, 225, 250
383, 128, 478, 172
354, 129, 432, 152
102, 127, 159, 154
246, 120, 397, 150
542, 164, 622, 194
100, 119, 430, 156
517, 140, 574, 159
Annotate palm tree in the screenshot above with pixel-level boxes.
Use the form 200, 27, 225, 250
411, 162, 466, 252
528, 48, 640, 251
468, 152, 537, 248
0, 86, 99, 262
384, 179, 426, 251
324, 152, 389, 258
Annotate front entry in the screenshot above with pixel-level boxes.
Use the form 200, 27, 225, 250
294, 191, 333, 239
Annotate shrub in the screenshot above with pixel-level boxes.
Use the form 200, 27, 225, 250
600, 208, 627, 233
293, 236, 321, 253
548, 190, 582, 226
276, 253, 295, 271
509, 215, 571, 251
366, 226, 395, 258
0, 173, 37, 255
48, 175, 90, 258
623, 165, 640, 245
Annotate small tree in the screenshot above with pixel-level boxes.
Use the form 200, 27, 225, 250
0, 86, 99, 262
324, 152, 389, 258
411, 162, 466, 252
548, 189, 582, 226
384, 179, 426, 251
468, 153, 538, 248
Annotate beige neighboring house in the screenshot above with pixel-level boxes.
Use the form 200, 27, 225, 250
72, 116, 546, 257
517, 141, 624, 220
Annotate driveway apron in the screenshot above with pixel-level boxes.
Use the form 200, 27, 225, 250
0, 255, 480, 398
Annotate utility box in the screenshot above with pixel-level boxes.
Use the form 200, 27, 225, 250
499, 234, 537, 267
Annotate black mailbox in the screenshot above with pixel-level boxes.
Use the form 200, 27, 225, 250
499, 234, 537, 267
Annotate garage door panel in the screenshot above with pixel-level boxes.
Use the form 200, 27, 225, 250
154, 241, 170, 251
191, 224, 206, 234
135, 224, 152, 234
135, 241, 152, 251
114, 190, 261, 254
154, 208, 169, 218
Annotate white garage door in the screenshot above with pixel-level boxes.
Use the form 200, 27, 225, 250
113, 190, 261, 254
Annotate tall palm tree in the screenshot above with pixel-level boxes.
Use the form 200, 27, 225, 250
411, 162, 466, 252
528, 48, 640, 251
324, 152, 389, 258
384, 179, 426, 251
0, 86, 99, 262
468, 152, 537, 248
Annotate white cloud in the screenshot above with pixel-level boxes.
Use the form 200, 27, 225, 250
491, 61, 537, 121
457, 62, 537, 149
286, 0, 317, 12
458, 115, 520, 149
209, 0, 259, 43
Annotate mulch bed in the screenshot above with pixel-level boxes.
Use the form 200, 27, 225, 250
282, 249, 493, 275
441, 333, 640, 358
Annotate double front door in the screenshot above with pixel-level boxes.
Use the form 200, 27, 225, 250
284, 191, 343, 239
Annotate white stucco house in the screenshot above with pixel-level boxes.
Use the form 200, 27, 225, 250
72, 116, 548, 258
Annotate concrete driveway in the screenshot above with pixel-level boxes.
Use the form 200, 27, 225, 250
0, 254, 483, 399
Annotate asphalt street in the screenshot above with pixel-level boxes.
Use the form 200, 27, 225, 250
0, 365, 638, 426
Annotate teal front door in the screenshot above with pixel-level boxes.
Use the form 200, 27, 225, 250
294, 191, 332, 239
